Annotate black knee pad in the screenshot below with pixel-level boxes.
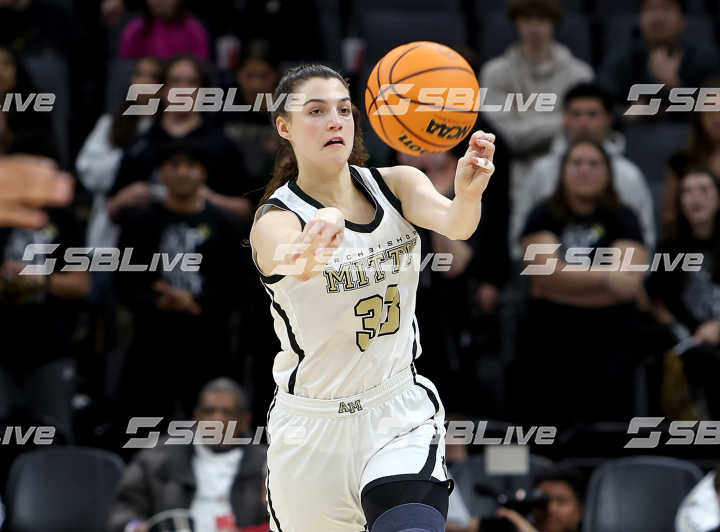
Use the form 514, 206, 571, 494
361, 478, 451, 530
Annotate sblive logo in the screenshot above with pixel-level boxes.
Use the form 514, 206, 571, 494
1, 426, 56, 445
123, 84, 305, 115
123, 418, 266, 449
18, 245, 202, 274
625, 417, 720, 448
1, 92, 55, 112
625, 84, 720, 115
338, 400, 362, 414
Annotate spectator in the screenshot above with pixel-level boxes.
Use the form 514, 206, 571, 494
496, 466, 585, 532
676, 464, 720, 532
223, 40, 281, 205
76, 56, 162, 248
108, 54, 251, 221
114, 139, 249, 420
663, 77, 720, 232
598, 0, 719, 113
647, 168, 720, 418
119, 0, 209, 60
512, 139, 657, 425
107, 377, 269, 532
0, 206, 89, 437
479, 0, 592, 202
0, 46, 58, 160
395, 120, 510, 415
512, 82, 655, 258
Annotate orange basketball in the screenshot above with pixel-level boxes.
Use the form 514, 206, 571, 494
365, 41, 479, 155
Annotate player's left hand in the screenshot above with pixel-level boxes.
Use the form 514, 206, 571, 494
454, 131, 495, 202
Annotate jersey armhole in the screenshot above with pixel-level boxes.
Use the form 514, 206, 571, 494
252, 198, 306, 284
369, 167, 404, 217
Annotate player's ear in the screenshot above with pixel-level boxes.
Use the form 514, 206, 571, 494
276, 115, 292, 142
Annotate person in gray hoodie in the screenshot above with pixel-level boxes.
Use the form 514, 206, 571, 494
511, 82, 655, 258
479, 0, 593, 203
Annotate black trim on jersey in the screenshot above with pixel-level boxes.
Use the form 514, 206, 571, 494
253, 198, 307, 284
287, 167, 384, 233
360, 475, 453, 501
410, 318, 418, 382
265, 285, 305, 395
369, 167, 404, 216
265, 386, 278, 444
266, 467, 285, 532
420, 430, 439, 478
417, 380, 440, 415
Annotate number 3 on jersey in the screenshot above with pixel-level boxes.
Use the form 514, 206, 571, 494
353, 284, 400, 352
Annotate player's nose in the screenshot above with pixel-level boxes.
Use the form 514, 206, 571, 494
327, 108, 343, 129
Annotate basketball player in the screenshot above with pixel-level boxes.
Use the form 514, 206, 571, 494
249, 64, 495, 532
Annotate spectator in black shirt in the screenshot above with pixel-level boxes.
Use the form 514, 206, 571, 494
647, 168, 720, 417
108, 54, 251, 222
0, 46, 58, 160
115, 139, 249, 420
513, 139, 655, 425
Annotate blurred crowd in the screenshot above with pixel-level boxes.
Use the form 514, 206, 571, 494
1, 0, 720, 530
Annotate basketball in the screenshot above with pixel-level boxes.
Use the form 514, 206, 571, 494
364, 41, 479, 155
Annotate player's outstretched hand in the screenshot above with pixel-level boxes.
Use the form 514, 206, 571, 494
454, 130, 496, 202
0, 155, 73, 228
288, 207, 344, 280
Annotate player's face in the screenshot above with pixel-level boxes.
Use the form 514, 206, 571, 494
532, 481, 583, 532
640, 0, 685, 44
280, 77, 354, 168
515, 16, 554, 49
0, 48, 17, 94
563, 98, 612, 143
563, 143, 610, 201
159, 154, 206, 199
680, 173, 719, 228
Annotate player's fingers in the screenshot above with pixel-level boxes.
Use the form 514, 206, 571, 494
471, 157, 495, 174
302, 219, 325, 243
0, 201, 49, 229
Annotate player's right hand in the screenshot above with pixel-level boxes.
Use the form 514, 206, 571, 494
288, 207, 344, 279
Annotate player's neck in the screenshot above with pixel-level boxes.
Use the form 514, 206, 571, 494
296, 163, 355, 207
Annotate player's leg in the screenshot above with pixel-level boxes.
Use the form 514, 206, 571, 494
361, 479, 449, 532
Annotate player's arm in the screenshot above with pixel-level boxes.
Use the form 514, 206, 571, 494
250, 206, 344, 282
379, 131, 496, 240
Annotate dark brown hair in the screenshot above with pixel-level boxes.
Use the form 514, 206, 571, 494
549, 138, 619, 222
258, 64, 368, 207
682, 75, 720, 167
508, 0, 563, 25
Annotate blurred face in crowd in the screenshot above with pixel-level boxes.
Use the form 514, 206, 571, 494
532, 480, 583, 532
700, 99, 720, 145
0, 48, 18, 95
680, 172, 719, 231
397, 151, 455, 193
147, 0, 180, 19
194, 389, 250, 451
237, 58, 279, 105
131, 57, 162, 106
563, 98, 613, 143
515, 15, 555, 50
277, 76, 354, 170
162, 58, 201, 107
158, 153, 207, 200
640, 0, 685, 46
563, 142, 611, 202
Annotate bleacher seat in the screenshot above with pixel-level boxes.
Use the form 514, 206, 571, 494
582, 456, 703, 532
4, 447, 125, 532
481, 0, 586, 13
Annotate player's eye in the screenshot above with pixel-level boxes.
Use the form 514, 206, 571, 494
310, 108, 322, 115
340, 107, 351, 114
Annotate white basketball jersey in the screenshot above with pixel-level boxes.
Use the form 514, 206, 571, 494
251, 165, 423, 399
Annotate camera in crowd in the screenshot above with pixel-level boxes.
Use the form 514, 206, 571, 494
475, 485, 550, 532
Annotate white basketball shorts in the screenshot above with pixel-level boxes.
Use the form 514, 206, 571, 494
264, 366, 450, 532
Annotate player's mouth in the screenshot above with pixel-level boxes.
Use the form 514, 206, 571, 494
324, 137, 345, 148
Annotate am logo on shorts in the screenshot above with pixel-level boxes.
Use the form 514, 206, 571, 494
338, 400, 363, 414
